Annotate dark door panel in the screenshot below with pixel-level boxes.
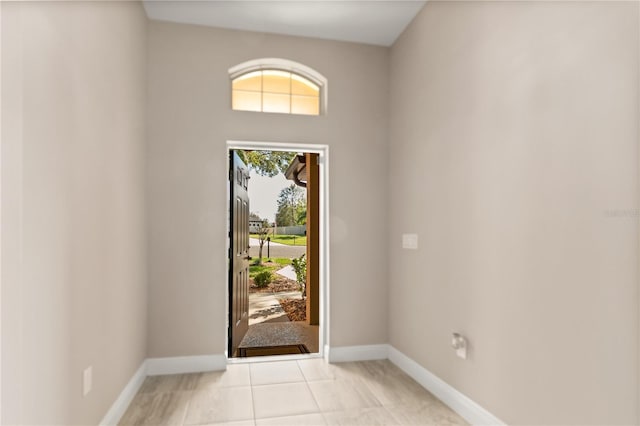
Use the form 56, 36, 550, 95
229, 150, 250, 357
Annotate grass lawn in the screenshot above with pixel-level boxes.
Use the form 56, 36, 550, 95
249, 257, 291, 278
251, 234, 307, 246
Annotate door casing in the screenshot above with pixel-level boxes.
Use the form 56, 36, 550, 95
225, 140, 330, 362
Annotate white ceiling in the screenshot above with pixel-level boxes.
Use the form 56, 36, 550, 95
142, 1, 426, 47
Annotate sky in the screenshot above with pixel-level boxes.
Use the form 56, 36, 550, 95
248, 170, 290, 223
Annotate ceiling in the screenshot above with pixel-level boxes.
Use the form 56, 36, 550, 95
142, 1, 426, 47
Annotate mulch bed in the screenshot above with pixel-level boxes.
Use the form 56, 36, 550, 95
249, 276, 300, 293
249, 261, 301, 293
278, 298, 307, 322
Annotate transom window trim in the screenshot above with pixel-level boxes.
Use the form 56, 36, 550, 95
229, 58, 328, 115
234, 70, 319, 93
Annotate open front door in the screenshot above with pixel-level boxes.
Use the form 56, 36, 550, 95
229, 151, 250, 357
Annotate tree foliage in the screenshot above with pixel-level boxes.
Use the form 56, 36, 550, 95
237, 150, 296, 177
275, 184, 306, 227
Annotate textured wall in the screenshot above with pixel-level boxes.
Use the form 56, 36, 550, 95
2, 2, 148, 424
389, 2, 639, 424
146, 21, 390, 357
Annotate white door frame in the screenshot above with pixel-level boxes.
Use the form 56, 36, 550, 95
0, 1, 4, 418
225, 140, 330, 362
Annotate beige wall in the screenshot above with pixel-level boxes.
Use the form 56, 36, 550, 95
2, 1, 639, 424
146, 21, 389, 357
389, 1, 639, 424
1, 2, 148, 424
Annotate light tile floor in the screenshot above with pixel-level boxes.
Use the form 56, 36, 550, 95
119, 359, 468, 426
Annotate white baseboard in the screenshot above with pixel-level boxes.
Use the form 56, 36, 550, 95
327, 344, 389, 363
146, 354, 227, 376
99, 361, 147, 426
388, 346, 504, 426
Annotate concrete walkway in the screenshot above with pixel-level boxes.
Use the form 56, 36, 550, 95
248, 290, 300, 325
245, 289, 318, 354
275, 265, 297, 280
248, 292, 288, 325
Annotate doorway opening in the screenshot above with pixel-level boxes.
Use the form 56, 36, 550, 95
226, 141, 328, 361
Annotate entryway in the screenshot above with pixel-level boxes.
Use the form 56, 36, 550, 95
226, 141, 328, 360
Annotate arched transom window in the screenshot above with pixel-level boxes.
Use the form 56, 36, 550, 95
229, 59, 326, 116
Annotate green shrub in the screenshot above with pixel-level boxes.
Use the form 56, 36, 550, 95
291, 254, 307, 298
254, 270, 273, 288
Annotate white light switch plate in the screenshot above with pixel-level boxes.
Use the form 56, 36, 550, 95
402, 233, 418, 249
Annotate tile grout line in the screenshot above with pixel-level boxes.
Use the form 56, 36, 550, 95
178, 392, 193, 426
253, 361, 323, 422
381, 404, 403, 426
298, 359, 329, 425
248, 364, 258, 424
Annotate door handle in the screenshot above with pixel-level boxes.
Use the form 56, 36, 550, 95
244, 255, 252, 260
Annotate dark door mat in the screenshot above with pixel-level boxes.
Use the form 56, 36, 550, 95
238, 344, 310, 357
